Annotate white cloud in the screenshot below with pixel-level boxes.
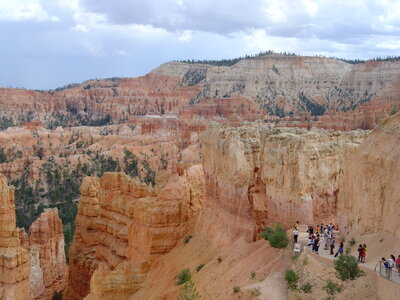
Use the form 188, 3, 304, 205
0, 0, 59, 22
178, 30, 193, 41
115, 49, 128, 55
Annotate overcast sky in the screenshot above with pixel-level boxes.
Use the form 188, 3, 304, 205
1, 0, 399, 90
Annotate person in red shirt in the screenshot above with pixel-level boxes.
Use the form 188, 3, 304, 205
396, 255, 400, 273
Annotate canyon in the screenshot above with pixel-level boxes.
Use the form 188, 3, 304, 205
0, 54, 399, 299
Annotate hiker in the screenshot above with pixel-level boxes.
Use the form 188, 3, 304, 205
387, 255, 395, 279
357, 244, 363, 262
320, 223, 324, 234
329, 236, 335, 255
307, 225, 314, 237
314, 237, 320, 254
334, 242, 344, 257
396, 255, 400, 274
315, 224, 320, 235
361, 244, 367, 263
295, 221, 299, 230
293, 227, 299, 243
323, 227, 329, 250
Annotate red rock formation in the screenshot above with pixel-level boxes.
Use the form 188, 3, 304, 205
29, 208, 68, 299
0, 175, 30, 300
67, 166, 204, 299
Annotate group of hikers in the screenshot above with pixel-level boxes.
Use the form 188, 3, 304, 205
381, 255, 400, 278
293, 222, 346, 258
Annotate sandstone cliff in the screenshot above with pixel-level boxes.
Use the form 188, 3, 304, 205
67, 166, 204, 299
0, 175, 30, 300
198, 122, 368, 245
338, 112, 400, 236
29, 209, 68, 299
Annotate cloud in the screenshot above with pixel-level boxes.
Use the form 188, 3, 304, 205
1, 0, 400, 90
0, 0, 59, 22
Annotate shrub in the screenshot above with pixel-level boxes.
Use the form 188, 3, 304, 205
196, 263, 205, 272
323, 280, 343, 300
177, 280, 200, 300
250, 272, 256, 279
233, 286, 241, 293
217, 256, 222, 263
285, 269, 299, 291
300, 282, 312, 293
176, 268, 191, 286
334, 255, 365, 282
247, 287, 261, 297
183, 235, 193, 244
348, 238, 356, 247
261, 224, 289, 248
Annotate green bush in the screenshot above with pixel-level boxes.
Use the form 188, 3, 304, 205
250, 271, 256, 279
285, 269, 299, 291
217, 256, 222, 263
261, 224, 289, 248
196, 263, 205, 272
233, 286, 241, 293
300, 282, 312, 293
176, 268, 191, 286
334, 255, 365, 282
348, 237, 356, 247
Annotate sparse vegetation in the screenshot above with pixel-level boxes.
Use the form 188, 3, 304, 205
250, 272, 256, 279
323, 280, 343, 300
217, 256, 222, 263
261, 223, 289, 248
183, 235, 193, 244
285, 269, 299, 291
348, 237, 356, 247
300, 282, 313, 293
196, 263, 205, 272
176, 279, 200, 300
233, 286, 241, 293
247, 286, 261, 297
176, 268, 191, 286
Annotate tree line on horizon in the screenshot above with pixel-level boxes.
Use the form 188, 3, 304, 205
174, 50, 400, 67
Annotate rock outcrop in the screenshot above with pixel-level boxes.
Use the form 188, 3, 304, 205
0, 175, 30, 300
0, 175, 68, 300
29, 208, 68, 299
198, 122, 368, 245
67, 166, 204, 299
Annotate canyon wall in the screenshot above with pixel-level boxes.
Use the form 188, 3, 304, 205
198, 122, 368, 245
1, 55, 399, 131
338, 112, 400, 236
67, 166, 204, 299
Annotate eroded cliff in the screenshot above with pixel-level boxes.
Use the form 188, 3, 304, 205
67, 166, 205, 299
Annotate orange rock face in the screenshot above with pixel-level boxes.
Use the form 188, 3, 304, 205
67, 166, 204, 299
29, 208, 68, 299
0, 175, 30, 300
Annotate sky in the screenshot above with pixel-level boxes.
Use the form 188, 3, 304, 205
1, 0, 399, 90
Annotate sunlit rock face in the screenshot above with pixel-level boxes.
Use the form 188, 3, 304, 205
67, 167, 204, 300
0, 175, 30, 300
